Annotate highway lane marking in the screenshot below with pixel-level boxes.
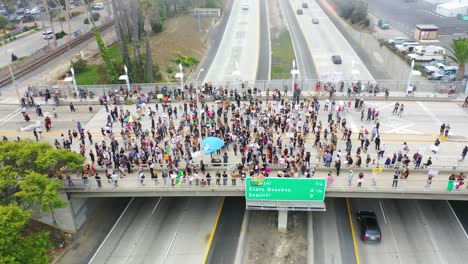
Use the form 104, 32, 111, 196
88, 197, 135, 264
378, 200, 388, 224
415, 201, 445, 264
152, 196, 162, 215
345, 198, 361, 264
202, 197, 225, 264
446, 201, 468, 240
163, 231, 178, 263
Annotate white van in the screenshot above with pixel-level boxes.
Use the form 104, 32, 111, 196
413, 46, 445, 56
43, 31, 53, 39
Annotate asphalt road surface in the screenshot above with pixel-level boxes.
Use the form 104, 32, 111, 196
368, 0, 468, 36
206, 197, 245, 264
198, 0, 235, 82
348, 198, 468, 264
88, 197, 223, 264
290, 0, 374, 81
313, 198, 356, 264
281, 0, 318, 80
203, 0, 260, 84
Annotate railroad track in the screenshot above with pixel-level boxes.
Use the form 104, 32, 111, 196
0, 20, 115, 88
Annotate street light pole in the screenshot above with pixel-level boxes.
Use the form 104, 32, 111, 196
232, 62, 241, 93
7, 49, 20, 103
407, 59, 415, 96
175, 63, 184, 94
291, 59, 300, 96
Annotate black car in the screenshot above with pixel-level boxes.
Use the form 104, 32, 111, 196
297, 9, 303, 15
332, 55, 342, 64
302, 3, 308, 8
357, 210, 382, 242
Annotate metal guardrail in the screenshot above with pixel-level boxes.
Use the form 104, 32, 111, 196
31, 78, 467, 99
0, 19, 115, 88
62, 177, 467, 194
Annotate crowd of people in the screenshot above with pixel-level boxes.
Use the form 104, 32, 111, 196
9, 83, 468, 190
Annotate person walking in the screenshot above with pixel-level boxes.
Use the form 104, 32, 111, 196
347, 170, 354, 186
327, 172, 334, 186
357, 172, 364, 187
335, 158, 341, 176
392, 102, 399, 115
223, 152, 228, 166
425, 173, 434, 190
371, 172, 377, 189
69, 102, 76, 112
95, 173, 102, 188
111, 173, 118, 187
138, 170, 146, 185
392, 170, 400, 188
398, 104, 405, 117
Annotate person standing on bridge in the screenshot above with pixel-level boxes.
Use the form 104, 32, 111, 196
347, 170, 354, 186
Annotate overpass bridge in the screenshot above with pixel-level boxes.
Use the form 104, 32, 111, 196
63, 166, 468, 201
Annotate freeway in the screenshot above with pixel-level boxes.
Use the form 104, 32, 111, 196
88, 197, 223, 264
203, 0, 260, 84
348, 198, 468, 264
289, 0, 374, 82
313, 198, 468, 264
281, 0, 318, 80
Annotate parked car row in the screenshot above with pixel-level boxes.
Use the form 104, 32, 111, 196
386, 37, 459, 81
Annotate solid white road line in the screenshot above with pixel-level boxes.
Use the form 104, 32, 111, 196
379, 200, 388, 224
152, 197, 162, 215
446, 200, 468, 240
88, 197, 135, 264
163, 232, 178, 264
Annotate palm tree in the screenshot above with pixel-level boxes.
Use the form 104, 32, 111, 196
446, 38, 468, 81
140, 0, 155, 82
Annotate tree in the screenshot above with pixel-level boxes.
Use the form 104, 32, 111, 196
0, 15, 8, 34
140, 0, 155, 82
446, 38, 468, 82
16, 172, 67, 224
0, 204, 51, 264
94, 26, 119, 83
0, 140, 84, 205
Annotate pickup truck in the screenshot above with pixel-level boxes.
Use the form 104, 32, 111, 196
424, 63, 458, 75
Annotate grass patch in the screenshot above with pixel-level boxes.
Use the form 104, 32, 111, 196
108, 44, 123, 64
75, 65, 99, 85
271, 31, 295, 79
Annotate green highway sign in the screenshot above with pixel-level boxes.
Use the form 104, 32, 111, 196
245, 177, 327, 202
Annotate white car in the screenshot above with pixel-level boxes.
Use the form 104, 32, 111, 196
242, 3, 248, 10
30, 8, 40, 15
93, 3, 104, 10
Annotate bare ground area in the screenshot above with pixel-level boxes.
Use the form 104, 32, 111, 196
149, 14, 215, 80
243, 211, 308, 264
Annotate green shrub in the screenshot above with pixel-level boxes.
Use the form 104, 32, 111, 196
71, 11, 82, 17
124, 99, 134, 105
165, 66, 174, 74
22, 26, 29, 32
58, 16, 66, 22
84, 18, 89, 24
55, 31, 67, 40
6, 24, 16, 31
71, 58, 88, 74
92, 12, 100, 21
